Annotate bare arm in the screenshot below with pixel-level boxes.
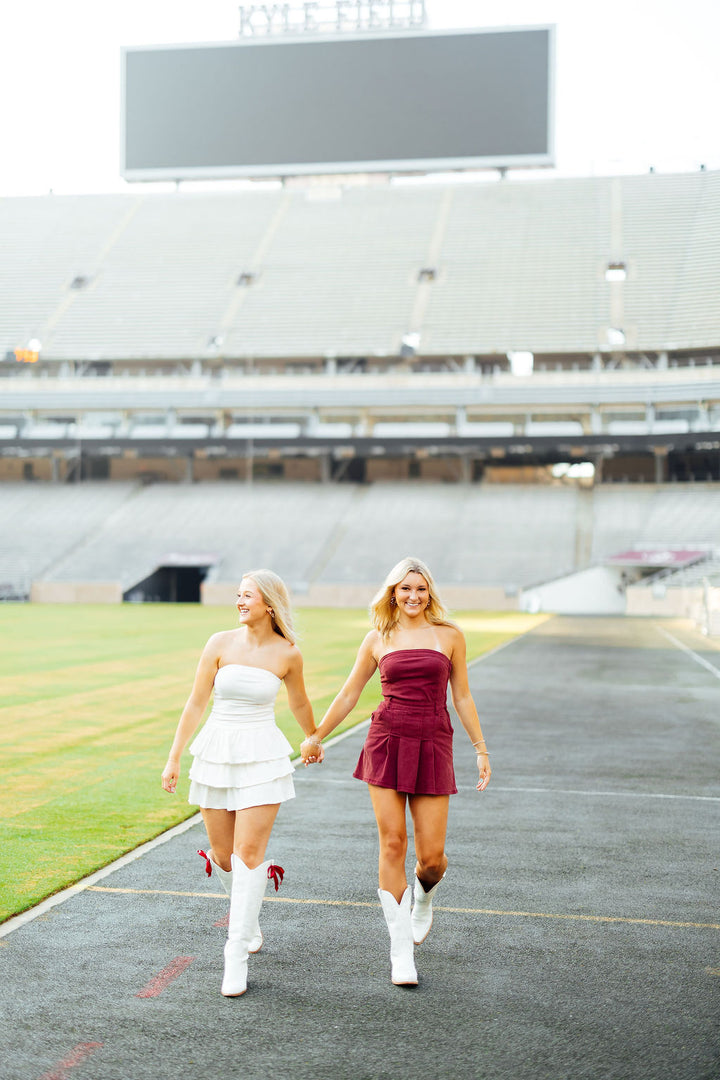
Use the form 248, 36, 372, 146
448, 630, 491, 792
282, 648, 317, 739
300, 632, 379, 763
161, 635, 221, 794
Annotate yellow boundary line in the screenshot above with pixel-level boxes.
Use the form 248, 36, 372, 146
87, 887, 720, 930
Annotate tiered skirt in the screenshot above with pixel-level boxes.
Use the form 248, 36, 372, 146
188, 716, 295, 811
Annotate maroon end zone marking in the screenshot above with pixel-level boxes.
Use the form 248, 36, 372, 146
136, 956, 195, 998
38, 1042, 103, 1080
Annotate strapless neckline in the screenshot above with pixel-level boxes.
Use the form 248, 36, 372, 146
378, 649, 451, 665
218, 663, 281, 682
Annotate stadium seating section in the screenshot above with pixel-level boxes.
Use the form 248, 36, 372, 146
2, 481, 719, 602
1, 172, 718, 613
1, 171, 719, 361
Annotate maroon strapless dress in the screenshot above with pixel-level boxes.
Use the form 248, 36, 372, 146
353, 649, 457, 795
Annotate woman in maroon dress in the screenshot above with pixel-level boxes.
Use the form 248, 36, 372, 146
300, 557, 491, 986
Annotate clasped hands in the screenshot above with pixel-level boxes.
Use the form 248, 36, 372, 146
300, 736, 324, 766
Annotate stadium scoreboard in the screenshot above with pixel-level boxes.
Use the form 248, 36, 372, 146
121, 25, 554, 180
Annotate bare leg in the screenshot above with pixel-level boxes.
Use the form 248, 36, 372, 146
368, 785, 409, 902
233, 803, 281, 868
200, 808, 236, 871
408, 794, 449, 888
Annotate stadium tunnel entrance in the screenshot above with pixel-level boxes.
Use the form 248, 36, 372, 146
123, 554, 217, 603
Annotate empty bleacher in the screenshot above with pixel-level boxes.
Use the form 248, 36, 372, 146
8, 481, 580, 599
2, 171, 719, 363
311, 483, 579, 589
1, 482, 714, 609
34, 482, 360, 592
0, 483, 137, 598
590, 485, 720, 562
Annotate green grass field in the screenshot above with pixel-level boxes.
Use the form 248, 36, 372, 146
0, 604, 546, 922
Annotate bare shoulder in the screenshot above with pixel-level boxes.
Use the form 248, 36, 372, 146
280, 639, 303, 673
203, 629, 234, 657
442, 623, 467, 660
361, 628, 383, 662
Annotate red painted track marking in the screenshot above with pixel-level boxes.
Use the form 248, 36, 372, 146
135, 956, 195, 998
214, 912, 229, 928
38, 1042, 103, 1080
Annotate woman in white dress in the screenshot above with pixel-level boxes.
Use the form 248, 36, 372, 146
161, 569, 318, 997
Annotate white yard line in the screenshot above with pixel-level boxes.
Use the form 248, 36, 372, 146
489, 785, 720, 803
656, 625, 720, 680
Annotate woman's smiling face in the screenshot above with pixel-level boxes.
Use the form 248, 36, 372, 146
236, 577, 267, 624
393, 571, 429, 617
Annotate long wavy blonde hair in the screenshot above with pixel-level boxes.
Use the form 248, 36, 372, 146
370, 556, 453, 639
242, 569, 297, 644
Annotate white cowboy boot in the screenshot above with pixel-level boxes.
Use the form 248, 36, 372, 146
199, 849, 263, 953
378, 888, 418, 986
221, 855, 271, 997
411, 871, 445, 944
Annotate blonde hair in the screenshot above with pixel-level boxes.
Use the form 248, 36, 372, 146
370, 556, 453, 640
241, 568, 297, 645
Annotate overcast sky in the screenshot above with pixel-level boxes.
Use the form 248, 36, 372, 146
1, 0, 718, 196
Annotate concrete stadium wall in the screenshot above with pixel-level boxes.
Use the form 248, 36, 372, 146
109, 458, 189, 482
520, 565, 627, 615
483, 465, 557, 484
626, 583, 720, 636
625, 584, 704, 618
364, 459, 467, 483
31, 582, 123, 603
0, 458, 57, 482
189, 457, 323, 481
283, 458, 323, 481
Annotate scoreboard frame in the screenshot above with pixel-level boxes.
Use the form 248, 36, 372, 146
121, 25, 555, 181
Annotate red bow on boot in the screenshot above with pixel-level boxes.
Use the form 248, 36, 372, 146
267, 864, 284, 891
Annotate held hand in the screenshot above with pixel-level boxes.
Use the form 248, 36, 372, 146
300, 737, 324, 766
161, 760, 179, 794
476, 752, 491, 792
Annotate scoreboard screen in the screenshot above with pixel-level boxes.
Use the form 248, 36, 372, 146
122, 26, 554, 180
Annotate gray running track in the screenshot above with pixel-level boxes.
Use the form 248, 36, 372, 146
1, 616, 718, 1080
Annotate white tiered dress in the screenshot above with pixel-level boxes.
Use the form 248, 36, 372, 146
188, 664, 295, 811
